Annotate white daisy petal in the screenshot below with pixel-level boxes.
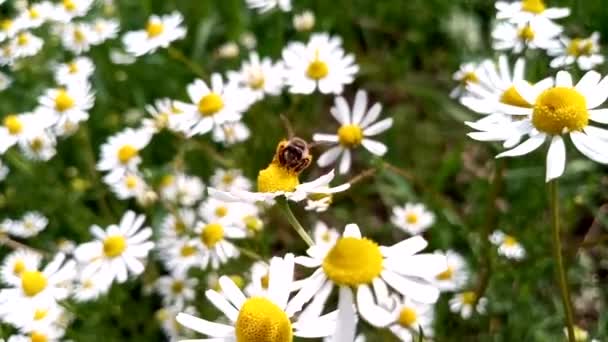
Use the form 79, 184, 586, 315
546, 135, 566, 182
496, 134, 546, 158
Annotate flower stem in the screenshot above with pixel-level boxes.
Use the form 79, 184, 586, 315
278, 198, 314, 247
549, 180, 575, 342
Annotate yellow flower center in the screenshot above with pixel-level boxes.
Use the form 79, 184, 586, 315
306, 50, 329, 80
103, 235, 127, 258
21, 270, 48, 297
461, 72, 478, 85
257, 163, 299, 193
198, 93, 224, 116
322, 237, 383, 286
125, 175, 138, 189
521, 0, 546, 14
30, 137, 44, 152
63, 0, 76, 11
398, 307, 418, 328
337, 124, 363, 148
405, 213, 418, 224
180, 244, 197, 257
201, 223, 224, 247
171, 280, 184, 294
260, 273, 270, 289
74, 29, 86, 43
244, 215, 263, 233
146, 21, 164, 38
436, 266, 454, 280
17, 33, 29, 46
500, 85, 531, 107
4, 115, 23, 135
13, 259, 26, 275
567, 39, 594, 57
33, 308, 48, 320
68, 62, 79, 74
503, 235, 518, 247
54, 90, 75, 112
29, 7, 41, 19
174, 220, 186, 234
30, 331, 48, 342
117, 145, 138, 164
235, 297, 293, 342
215, 206, 228, 218
518, 24, 535, 42
532, 87, 588, 135
0, 19, 12, 31
83, 279, 94, 289
160, 174, 174, 187
462, 291, 477, 305
222, 173, 235, 185
248, 70, 265, 90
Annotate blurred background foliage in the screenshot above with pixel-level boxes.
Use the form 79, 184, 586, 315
1, 0, 607, 340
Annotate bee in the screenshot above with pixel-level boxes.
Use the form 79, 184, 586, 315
274, 137, 313, 174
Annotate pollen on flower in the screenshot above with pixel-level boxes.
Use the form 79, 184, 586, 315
460, 72, 478, 85
21, 270, 48, 297
33, 308, 48, 320
306, 50, 329, 80
201, 223, 224, 247
146, 21, 164, 38
461, 291, 477, 305
503, 235, 518, 247
567, 39, 594, 57
518, 24, 535, 42
17, 33, 29, 46
257, 163, 300, 193
29, 7, 41, 19
500, 86, 531, 107
30, 137, 44, 152
322, 237, 383, 286
521, 0, 546, 14
13, 259, 26, 275
68, 62, 79, 74
198, 93, 224, 116
436, 266, 454, 280
171, 280, 184, 294
248, 69, 266, 89
30, 331, 48, 342
532, 87, 589, 135
54, 89, 75, 112
398, 307, 418, 327
125, 175, 138, 189
63, 0, 77, 11
180, 244, 197, 257
235, 297, 293, 342
244, 215, 263, 233
260, 273, 270, 289
338, 124, 363, 148
405, 213, 419, 224
117, 145, 139, 164
215, 206, 228, 217
74, 29, 86, 43
103, 235, 127, 258
4, 115, 23, 135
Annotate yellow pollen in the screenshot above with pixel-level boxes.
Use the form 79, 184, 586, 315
260, 273, 270, 289
30, 138, 43, 152
13, 259, 26, 275
33, 308, 48, 320
398, 307, 418, 327
171, 104, 183, 114
174, 220, 186, 234
518, 24, 535, 42
257, 163, 299, 193
103, 235, 127, 258
171, 280, 184, 294
235, 297, 293, 342
500, 85, 531, 107
198, 93, 224, 116
117, 145, 138, 164
243, 215, 262, 233
306, 60, 329, 80
337, 124, 363, 148
30, 331, 48, 342
83, 279, 94, 289
462, 291, 477, 305
146, 21, 164, 38
405, 213, 418, 224
160, 174, 174, 187
322, 237, 383, 286
54, 90, 75, 112
63, 0, 76, 11
248, 70, 266, 90
201, 223, 224, 247
180, 244, 197, 257
567, 39, 594, 57
521, 0, 546, 14
29, 7, 40, 19
461, 72, 479, 85
436, 266, 454, 280
503, 235, 518, 247
221, 173, 235, 185
4, 115, 23, 135
21, 270, 48, 297
321, 231, 332, 242
0, 20, 12, 31
125, 175, 138, 189
68, 62, 79, 74
532, 87, 588, 135
215, 206, 228, 218
74, 29, 86, 43
17, 33, 29, 46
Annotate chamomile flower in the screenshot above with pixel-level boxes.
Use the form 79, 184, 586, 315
390, 203, 435, 235
9, 31, 43, 59
470, 70, 608, 182
0, 19, 21, 43
449, 291, 487, 319
293, 11, 315, 32
16, 2, 54, 30
6, 324, 65, 342
97, 128, 152, 184
431, 250, 469, 292
61, 22, 97, 54
245, 261, 270, 296
108, 171, 149, 200
143, 98, 186, 133
199, 197, 259, 227
122, 11, 186, 56
212, 121, 251, 145
176, 254, 338, 341
158, 209, 197, 248
314, 90, 393, 174
287, 224, 445, 339
18, 131, 57, 161
72, 274, 112, 302
0, 113, 53, 154
492, 20, 561, 54
176, 74, 252, 137
490, 230, 526, 260
37, 83, 94, 133
157, 305, 198, 342
495, 0, 570, 24
52, 0, 94, 22
282, 33, 358, 94
159, 172, 205, 207
450, 62, 490, 99
193, 220, 246, 269
210, 168, 252, 192
156, 274, 197, 308
54, 57, 95, 85
74, 211, 155, 284
158, 238, 202, 277
9, 212, 48, 238
227, 52, 284, 102
246, 0, 291, 13
90, 18, 120, 45
386, 297, 435, 342
217, 41, 239, 59
0, 249, 42, 286
3, 301, 64, 332
312, 221, 339, 253
548, 32, 604, 71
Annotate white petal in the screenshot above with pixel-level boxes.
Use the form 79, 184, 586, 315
555, 70, 573, 87
176, 313, 234, 337
495, 134, 546, 158
546, 135, 566, 182
343, 223, 362, 238
317, 146, 343, 167
381, 270, 439, 304
356, 284, 394, 328
338, 149, 351, 174
332, 97, 351, 125
205, 290, 239, 322
332, 286, 356, 342
359, 103, 383, 128
351, 90, 368, 125
361, 139, 388, 156
219, 276, 247, 309
363, 118, 393, 136
570, 131, 608, 164
589, 109, 608, 124
381, 235, 428, 259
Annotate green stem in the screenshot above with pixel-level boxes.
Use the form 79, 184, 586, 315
167, 47, 206, 79
550, 180, 575, 342
278, 198, 314, 247
236, 246, 263, 261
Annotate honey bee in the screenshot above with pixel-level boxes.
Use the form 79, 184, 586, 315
274, 137, 313, 174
